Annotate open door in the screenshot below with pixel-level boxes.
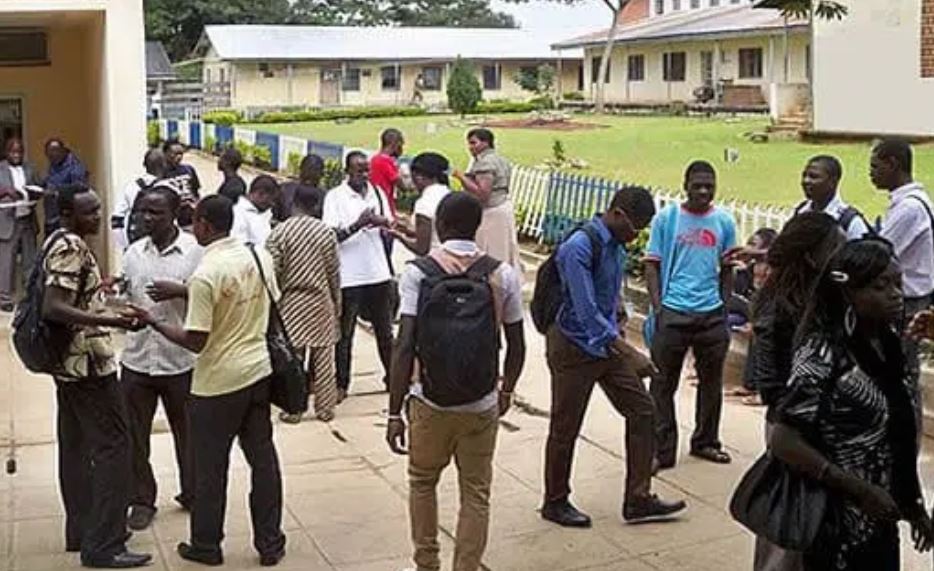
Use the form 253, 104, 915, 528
0, 97, 23, 160
320, 68, 340, 106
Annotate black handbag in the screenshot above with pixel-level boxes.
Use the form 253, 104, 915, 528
729, 381, 837, 551
248, 246, 310, 415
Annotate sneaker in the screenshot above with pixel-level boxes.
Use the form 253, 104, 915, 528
623, 495, 687, 524
126, 505, 156, 531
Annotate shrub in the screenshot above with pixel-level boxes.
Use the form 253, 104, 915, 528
530, 96, 556, 110
233, 139, 253, 163
562, 91, 586, 101
625, 228, 651, 278
254, 105, 427, 124
321, 159, 344, 190
204, 136, 217, 155
446, 57, 483, 117
203, 109, 244, 126
286, 152, 303, 177
147, 121, 160, 147
472, 101, 542, 114
253, 144, 273, 168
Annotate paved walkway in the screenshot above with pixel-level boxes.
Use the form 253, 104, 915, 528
0, 154, 931, 570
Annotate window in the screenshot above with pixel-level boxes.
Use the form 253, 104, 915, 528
591, 56, 610, 83
421, 66, 443, 90
691, 0, 701, 7
673, 0, 682, 9
627, 54, 645, 81
482, 64, 502, 90
342, 67, 361, 91
663, 52, 686, 82
710, 0, 720, 6
738, 48, 763, 79
205, 68, 212, 83
381, 66, 400, 91
219, 68, 226, 83
655, 0, 665, 14
258, 62, 274, 78
0, 29, 48, 66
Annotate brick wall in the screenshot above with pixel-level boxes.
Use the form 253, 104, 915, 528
617, 0, 650, 25
924, 0, 934, 78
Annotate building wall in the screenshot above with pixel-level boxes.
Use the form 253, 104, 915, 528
813, 0, 934, 136
583, 33, 809, 104
650, 0, 752, 18
220, 59, 582, 109
0, 0, 147, 268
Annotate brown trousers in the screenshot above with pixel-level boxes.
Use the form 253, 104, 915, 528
407, 398, 499, 571
544, 327, 655, 504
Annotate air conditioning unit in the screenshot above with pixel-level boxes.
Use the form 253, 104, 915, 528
0, 29, 49, 66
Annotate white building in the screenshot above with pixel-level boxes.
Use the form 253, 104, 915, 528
554, 3, 809, 115
0, 0, 147, 267
811, 0, 934, 137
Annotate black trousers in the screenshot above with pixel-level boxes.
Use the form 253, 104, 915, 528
650, 306, 730, 465
121, 367, 193, 510
336, 281, 394, 391
55, 374, 131, 561
188, 379, 285, 557
901, 295, 929, 437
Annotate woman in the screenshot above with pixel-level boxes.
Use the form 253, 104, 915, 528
277, 154, 325, 222
769, 238, 933, 570
216, 147, 247, 203
265, 184, 341, 422
452, 128, 522, 280
392, 152, 450, 256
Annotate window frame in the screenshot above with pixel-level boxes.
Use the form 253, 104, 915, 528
627, 54, 645, 82
738, 47, 764, 79
663, 52, 687, 82
590, 56, 611, 84
341, 67, 362, 92
421, 66, 443, 91
380, 65, 401, 91
482, 64, 502, 90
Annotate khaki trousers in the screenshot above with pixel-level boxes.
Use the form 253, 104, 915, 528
407, 398, 498, 571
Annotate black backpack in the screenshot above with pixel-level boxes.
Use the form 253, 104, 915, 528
413, 255, 501, 407
794, 200, 872, 237
11, 231, 85, 375
530, 224, 603, 334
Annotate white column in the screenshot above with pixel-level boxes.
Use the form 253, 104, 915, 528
287, 63, 294, 105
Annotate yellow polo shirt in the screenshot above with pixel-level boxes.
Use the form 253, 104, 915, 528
184, 236, 280, 397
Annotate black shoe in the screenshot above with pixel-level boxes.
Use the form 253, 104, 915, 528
689, 447, 732, 465
260, 548, 286, 567
177, 542, 223, 566
81, 550, 152, 568
127, 505, 156, 531
623, 494, 687, 524
0, 302, 13, 313
541, 500, 592, 528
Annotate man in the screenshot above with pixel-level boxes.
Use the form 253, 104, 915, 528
120, 186, 202, 531
111, 148, 167, 250
277, 153, 325, 221
43, 138, 89, 234
133, 195, 286, 567
161, 139, 201, 228
646, 161, 738, 469
543, 186, 687, 528
323, 151, 393, 400
873, 138, 932, 426
231, 174, 279, 247
795, 155, 871, 241
0, 137, 42, 312
216, 147, 247, 203
370, 129, 404, 215
386, 192, 526, 571
40, 184, 151, 568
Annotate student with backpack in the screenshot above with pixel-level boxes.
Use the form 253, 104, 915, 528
386, 192, 526, 571
538, 186, 686, 528
111, 149, 167, 250
795, 155, 871, 241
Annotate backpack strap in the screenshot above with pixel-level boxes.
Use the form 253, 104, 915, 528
411, 256, 445, 278
907, 195, 934, 235
793, 200, 808, 216
136, 177, 149, 191
465, 255, 501, 281
579, 224, 603, 269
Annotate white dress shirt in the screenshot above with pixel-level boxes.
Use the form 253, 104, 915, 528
121, 229, 204, 375
231, 195, 273, 247
881, 182, 934, 298
413, 183, 451, 248
8, 165, 31, 218
323, 181, 393, 288
796, 193, 871, 242
111, 173, 158, 250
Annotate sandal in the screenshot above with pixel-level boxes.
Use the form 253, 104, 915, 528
279, 412, 303, 424
690, 447, 732, 464
727, 387, 756, 397
741, 394, 764, 407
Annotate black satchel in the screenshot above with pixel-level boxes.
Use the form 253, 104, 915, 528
247, 245, 310, 415
729, 380, 837, 551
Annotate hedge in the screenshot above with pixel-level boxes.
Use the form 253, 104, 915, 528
252, 106, 428, 124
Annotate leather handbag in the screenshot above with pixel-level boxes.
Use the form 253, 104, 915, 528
248, 246, 310, 415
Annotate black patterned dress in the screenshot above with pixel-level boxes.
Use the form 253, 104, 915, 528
776, 333, 923, 571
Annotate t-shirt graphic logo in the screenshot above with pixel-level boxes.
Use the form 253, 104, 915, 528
677, 228, 718, 248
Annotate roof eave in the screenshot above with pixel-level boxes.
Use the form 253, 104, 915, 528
554, 23, 809, 50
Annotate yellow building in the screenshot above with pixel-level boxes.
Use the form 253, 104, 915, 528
194, 25, 583, 111
0, 0, 147, 265
554, 4, 810, 116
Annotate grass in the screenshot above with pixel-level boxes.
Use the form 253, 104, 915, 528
244, 113, 934, 218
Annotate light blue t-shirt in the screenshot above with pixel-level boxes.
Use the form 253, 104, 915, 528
646, 204, 737, 314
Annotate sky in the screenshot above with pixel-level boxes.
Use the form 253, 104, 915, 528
491, 0, 611, 41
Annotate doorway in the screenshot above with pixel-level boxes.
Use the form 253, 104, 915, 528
0, 97, 23, 160
320, 68, 340, 106
700, 51, 714, 86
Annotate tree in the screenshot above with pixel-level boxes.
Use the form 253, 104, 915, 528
288, 0, 516, 27
447, 57, 483, 116
514, 63, 557, 104
752, 0, 847, 20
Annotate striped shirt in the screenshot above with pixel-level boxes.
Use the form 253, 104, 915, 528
266, 215, 342, 349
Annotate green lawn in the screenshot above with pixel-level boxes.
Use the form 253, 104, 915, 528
245, 114, 934, 218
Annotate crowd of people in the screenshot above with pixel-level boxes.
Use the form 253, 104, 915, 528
2, 126, 933, 571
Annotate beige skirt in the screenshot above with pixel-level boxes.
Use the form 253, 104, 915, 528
476, 199, 523, 284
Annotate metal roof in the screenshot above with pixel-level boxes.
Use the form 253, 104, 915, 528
198, 25, 582, 62
146, 41, 176, 80
553, 4, 807, 50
